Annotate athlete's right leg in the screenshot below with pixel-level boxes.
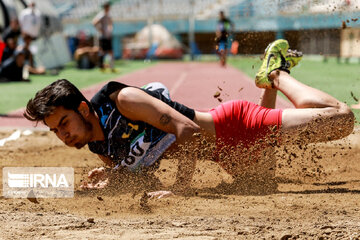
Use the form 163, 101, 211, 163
258, 88, 277, 108
257, 40, 303, 109
217, 40, 227, 67
222, 48, 228, 67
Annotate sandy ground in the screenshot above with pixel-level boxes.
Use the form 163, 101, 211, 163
1, 128, 360, 240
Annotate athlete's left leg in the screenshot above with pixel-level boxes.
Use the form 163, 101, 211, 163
272, 70, 354, 143
255, 39, 354, 143
217, 40, 227, 67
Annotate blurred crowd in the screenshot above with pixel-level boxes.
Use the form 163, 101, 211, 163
0, 1, 45, 83
0, 0, 118, 83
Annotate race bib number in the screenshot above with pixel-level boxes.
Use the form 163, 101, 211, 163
121, 133, 150, 169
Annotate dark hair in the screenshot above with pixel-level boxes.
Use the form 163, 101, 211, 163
103, 1, 111, 8
24, 79, 93, 123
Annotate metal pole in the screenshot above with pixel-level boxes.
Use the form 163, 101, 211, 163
188, 0, 195, 61
146, 2, 153, 61
147, 0, 153, 50
148, 17, 153, 49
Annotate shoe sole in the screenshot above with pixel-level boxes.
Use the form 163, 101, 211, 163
256, 39, 289, 88
265, 40, 289, 75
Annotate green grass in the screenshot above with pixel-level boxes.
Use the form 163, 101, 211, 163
228, 56, 360, 123
0, 60, 155, 114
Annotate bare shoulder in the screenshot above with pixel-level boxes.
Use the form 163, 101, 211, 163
111, 87, 143, 103
110, 87, 151, 115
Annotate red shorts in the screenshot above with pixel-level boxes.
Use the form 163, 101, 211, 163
209, 100, 282, 163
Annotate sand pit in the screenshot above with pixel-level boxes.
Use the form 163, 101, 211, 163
1, 128, 360, 239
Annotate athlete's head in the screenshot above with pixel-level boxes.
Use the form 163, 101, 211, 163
28, 0, 36, 9
24, 79, 95, 148
103, 1, 111, 12
219, 11, 225, 20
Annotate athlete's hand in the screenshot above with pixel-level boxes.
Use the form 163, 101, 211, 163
147, 190, 174, 199
80, 167, 109, 189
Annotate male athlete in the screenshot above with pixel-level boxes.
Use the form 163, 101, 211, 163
24, 40, 354, 197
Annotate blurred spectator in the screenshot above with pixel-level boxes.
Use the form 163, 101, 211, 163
17, 34, 45, 75
92, 1, 115, 72
2, 18, 21, 44
74, 31, 100, 69
215, 11, 234, 67
74, 46, 100, 69
19, 1, 41, 41
0, 49, 29, 82
1, 18, 21, 62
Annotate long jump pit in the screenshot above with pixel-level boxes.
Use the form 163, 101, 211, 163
1, 63, 360, 239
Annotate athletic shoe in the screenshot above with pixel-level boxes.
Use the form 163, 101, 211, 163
255, 39, 289, 88
285, 49, 303, 71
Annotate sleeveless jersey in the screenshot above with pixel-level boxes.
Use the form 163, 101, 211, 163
217, 18, 232, 41
87, 81, 195, 172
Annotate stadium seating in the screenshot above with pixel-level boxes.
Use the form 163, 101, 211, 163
50, 0, 109, 21
50, 0, 360, 22
278, 0, 358, 15
50, 0, 224, 22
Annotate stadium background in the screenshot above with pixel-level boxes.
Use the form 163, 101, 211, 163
56, 0, 360, 58
1, 0, 360, 61
56, 0, 359, 58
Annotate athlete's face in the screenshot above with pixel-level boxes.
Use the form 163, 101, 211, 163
44, 105, 93, 149
104, 5, 110, 13
219, 12, 225, 20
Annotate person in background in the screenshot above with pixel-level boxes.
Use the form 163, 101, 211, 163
1, 18, 21, 62
18, 1, 45, 75
19, 1, 41, 42
215, 11, 234, 67
0, 49, 29, 82
17, 34, 45, 75
73, 31, 100, 70
92, 1, 116, 72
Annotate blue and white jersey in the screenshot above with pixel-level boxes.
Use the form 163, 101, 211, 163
88, 82, 195, 172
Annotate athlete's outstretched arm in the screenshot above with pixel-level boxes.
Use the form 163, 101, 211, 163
112, 87, 202, 194
112, 87, 201, 144
97, 154, 114, 167
80, 154, 114, 190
